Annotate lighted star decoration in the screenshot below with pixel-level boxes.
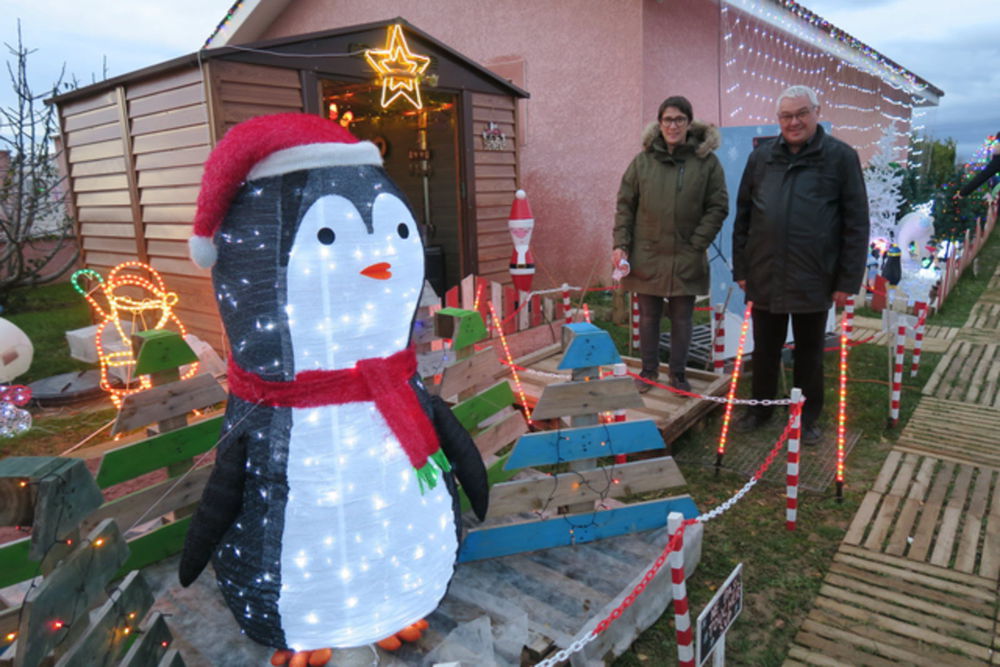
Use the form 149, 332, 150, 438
364, 24, 431, 110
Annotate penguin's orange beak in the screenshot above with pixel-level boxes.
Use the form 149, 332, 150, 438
360, 262, 392, 280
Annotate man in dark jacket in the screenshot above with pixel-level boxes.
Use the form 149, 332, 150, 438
732, 85, 869, 445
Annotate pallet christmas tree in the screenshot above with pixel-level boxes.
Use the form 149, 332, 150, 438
458, 322, 698, 562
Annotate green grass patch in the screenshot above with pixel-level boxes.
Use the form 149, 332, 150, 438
5, 282, 92, 384
930, 228, 1000, 326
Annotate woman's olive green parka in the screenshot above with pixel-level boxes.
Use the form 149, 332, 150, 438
613, 121, 729, 297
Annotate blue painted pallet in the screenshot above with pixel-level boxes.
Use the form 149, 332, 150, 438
458, 495, 699, 562
504, 419, 664, 470
558, 322, 622, 370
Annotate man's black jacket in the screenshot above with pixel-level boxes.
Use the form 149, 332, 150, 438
732, 125, 869, 313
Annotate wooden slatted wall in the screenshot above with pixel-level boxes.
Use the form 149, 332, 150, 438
207, 60, 304, 140
471, 93, 518, 287
59, 61, 306, 351
128, 68, 215, 344
62, 90, 136, 274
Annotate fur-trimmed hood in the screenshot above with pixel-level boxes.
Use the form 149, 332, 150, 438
641, 120, 721, 158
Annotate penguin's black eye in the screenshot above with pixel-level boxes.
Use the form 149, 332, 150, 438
396, 223, 410, 239
317, 228, 335, 245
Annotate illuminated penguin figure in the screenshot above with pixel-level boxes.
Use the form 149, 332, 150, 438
179, 114, 488, 665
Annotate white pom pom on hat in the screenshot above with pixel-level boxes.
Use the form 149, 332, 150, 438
189, 113, 382, 268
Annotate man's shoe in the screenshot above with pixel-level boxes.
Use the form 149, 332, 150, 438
670, 372, 692, 394
801, 424, 823, 446
732, 411, 771, 433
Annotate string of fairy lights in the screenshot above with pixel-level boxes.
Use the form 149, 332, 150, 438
720, 0, 937, 163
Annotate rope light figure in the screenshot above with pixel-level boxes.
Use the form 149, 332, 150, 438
71, 261, 198, 408
716, 302, 754, 474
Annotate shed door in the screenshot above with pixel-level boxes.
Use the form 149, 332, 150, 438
321, 80, 465, 296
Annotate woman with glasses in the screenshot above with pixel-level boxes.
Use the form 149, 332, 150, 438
612, 96, 728, 393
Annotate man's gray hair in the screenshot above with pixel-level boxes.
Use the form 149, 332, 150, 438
777, 85, 819, 110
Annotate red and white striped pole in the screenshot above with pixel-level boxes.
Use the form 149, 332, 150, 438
667, 512, 694, 667
890, 323, 905, 427
911, 301, 927, 377
630, 293, 640, 352
562, 283, 572, 325
786, 387, 803, 530
613, 362, 628, 464
712, 303, 726, 373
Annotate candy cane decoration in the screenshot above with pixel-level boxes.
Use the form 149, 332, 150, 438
786, 387, 803, 530
668, 512, 694, 667
562, 283, 572, 325
911, 301, 927, 377
631, 293, 640, 352
712, 303, 726, 373
889, 323, 905, 427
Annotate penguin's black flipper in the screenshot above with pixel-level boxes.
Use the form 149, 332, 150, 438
178, 426, 247, 586
415, 381, 489, 521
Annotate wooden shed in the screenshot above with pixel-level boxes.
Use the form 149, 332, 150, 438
51, 18, 528, 351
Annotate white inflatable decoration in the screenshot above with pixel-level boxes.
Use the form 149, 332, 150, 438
0, 317, 34, 383
894, 204, 938, 304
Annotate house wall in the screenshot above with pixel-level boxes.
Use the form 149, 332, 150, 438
259, 0, 646, 292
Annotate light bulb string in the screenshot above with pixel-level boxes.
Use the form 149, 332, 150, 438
124, 403, 261, 534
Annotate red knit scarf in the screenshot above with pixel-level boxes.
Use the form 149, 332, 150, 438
226, 347, 449, 491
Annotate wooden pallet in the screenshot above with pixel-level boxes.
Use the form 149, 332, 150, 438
785, 544, 997, 666
964, 302, 1000, 331
844, 450, 1000, 579
849, 315, 956, 354
922, 340, 1000, 407
894, 396, 1000, 469
141, 522, 705, 666
514, 344, 728, 444
979, 269, 1000, 304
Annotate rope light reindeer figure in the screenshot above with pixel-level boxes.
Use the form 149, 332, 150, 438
71, 261, 198, 408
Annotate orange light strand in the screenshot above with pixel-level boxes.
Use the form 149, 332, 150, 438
718, 302, 754, 456
489, 301, 532, 425
837, 309, 849, 483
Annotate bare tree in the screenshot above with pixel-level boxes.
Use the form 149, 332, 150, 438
0, 22, 79, 306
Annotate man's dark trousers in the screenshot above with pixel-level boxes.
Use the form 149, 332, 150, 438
749, 307, 827, 428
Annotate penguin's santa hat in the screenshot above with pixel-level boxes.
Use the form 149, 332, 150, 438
189, 113, 383, 269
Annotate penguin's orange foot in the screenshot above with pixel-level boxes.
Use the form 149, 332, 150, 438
376, 619, 430, 651
270, 648, 333, 667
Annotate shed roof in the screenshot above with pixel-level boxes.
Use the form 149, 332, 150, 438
51, 17, 529, 106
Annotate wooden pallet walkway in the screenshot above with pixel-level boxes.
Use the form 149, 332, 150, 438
515, 344, 728, 445
922, 340, 1000, 407
785, 545, 998, 666
895, 396, 1000, 469
849, 315, 956, 354
842, 450, 1000, 579
979, 269, 1000, 304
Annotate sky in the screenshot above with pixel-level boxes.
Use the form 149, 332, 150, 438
3, 0, 998, 160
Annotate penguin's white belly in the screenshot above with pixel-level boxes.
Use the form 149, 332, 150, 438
277, 401, 457, 649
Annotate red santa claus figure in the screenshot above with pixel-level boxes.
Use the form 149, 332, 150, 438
508, 189, 535, 293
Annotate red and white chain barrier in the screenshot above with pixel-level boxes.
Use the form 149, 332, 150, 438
786, 388, 803, 531
890, 323, 905, 427
631, 293, 640, 352
712, 303, 726, 373
536, 418, 796, 667
911, 301, 927, 378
